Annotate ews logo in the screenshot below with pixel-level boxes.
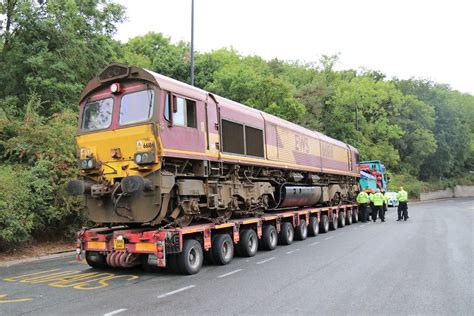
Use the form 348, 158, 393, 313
295, 134, 309, 154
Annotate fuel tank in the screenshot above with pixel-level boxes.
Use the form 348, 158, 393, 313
278, 185, 323, 208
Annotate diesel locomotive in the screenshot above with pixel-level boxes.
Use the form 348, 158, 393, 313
67, 64, 360, 227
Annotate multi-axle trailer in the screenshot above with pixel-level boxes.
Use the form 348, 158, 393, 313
77, 204, 359, 275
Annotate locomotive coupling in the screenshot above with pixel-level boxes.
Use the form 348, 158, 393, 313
66, 180, 91, 196
121, 175, 153, 194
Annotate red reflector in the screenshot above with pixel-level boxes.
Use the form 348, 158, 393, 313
156, 244, 163, 252
76, 242, 81, 248
156, 252, 164, 259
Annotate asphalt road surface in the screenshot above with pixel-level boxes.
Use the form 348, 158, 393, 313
1, 198, 472, 315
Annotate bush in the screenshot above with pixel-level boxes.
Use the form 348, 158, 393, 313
0, 166, 34, 250
0, 97, 85, 251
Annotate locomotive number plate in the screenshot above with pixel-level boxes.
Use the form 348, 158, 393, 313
114, 239, 125, 249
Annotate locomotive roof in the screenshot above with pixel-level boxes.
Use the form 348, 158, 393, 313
81, 64, 357, 151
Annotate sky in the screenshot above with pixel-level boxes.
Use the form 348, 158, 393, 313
115, 0, 474, 95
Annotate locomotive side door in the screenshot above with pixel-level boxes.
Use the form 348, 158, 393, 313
205, 94, 220, 159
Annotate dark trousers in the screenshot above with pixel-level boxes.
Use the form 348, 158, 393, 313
372, 205, 382, 221
383, 203, 387, 217
359, 203, 368, 222
398, 202, 408, 219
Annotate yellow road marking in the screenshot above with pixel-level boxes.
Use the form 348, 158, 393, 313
0, 294, 33, 304
4, 269, 139, 291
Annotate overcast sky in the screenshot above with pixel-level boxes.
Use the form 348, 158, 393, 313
115, 0, 474, 95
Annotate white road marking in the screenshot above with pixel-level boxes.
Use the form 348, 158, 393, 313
286, 249, 300, 254
104, 309, 127, 316
217, 269, 242, 278
309, 241, 320, 246
157, 285, 196, 299
257, 257, 275, 265
359, 225, 366, 227
324, 236, 334, 240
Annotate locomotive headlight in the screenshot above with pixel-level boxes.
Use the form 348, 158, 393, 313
81, 160, 88, 169
135, 153, 142, 164
134, 152, 155, 165
79, 158, 98, 170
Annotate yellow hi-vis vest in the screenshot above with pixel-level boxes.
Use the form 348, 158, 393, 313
397, 190, 408, 202
371, 192, 385, 206
357, 191, 369, 204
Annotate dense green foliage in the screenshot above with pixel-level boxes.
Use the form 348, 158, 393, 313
1, 1, 473, 250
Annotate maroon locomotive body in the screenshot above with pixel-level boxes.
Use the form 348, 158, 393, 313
69, 64, 360, 226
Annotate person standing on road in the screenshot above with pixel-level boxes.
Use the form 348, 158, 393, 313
397, 187, 409, 221
381, 188, 388, 218
370, 189, 385, 222
356, 190, 370, 223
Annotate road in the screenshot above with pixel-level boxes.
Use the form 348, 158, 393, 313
1, 198, 472, 315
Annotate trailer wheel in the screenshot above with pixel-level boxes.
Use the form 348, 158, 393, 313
211, 234, 234, 265
279, 222, 294, 245
352, 209, 359, 223
346, 210, 353, 225
177, 239, 203, 275
338, 211, 346, 228
308, 216, 319, 237
238, 229, 258, 257
319, 214, 330, 233
330, 213, 338, 230
295, 219, 308, 240
85, 251, 107, 269
260, 225, 277, 250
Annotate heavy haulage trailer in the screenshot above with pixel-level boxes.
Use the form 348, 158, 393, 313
77, 204, 359, 274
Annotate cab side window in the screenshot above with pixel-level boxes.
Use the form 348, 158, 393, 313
164, 92, 197, 128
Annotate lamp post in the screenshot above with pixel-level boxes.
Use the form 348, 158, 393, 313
190, 0, 195, 86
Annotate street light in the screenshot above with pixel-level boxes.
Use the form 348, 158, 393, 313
190, 0, 195, 86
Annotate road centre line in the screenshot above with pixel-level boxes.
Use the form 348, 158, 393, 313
104, 308, 127, 316
286, 249, 300, 254
256, 257, 275, 265
309, 241, 320, 246
324, 236, 334, 240
157, 285, 196, 299
217, 269, 242, 278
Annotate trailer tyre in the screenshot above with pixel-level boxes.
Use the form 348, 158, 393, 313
330, 213, 338, 230
177, 239, 203, 275
260, 225, 277, 251
338, 211, 346, 228
279, 222, 294, 245
352, 209, 359, 223
211, 234, 234, 265
308, 216, 319, 237
346, 210, 353, 225
85, 251, 107, 269
238, 229, 258, 257
319, 214, 330, 233
295, 219, 308, 240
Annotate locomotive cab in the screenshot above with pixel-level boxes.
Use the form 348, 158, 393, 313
68, 64, 166, 224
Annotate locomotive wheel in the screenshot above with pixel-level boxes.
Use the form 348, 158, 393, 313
85, 251, 107, 269
346, 210, 353, 225
177, 239, 203, 275
308, 216, 319, 237
352, 209, 359, 223
338, 211, 346, 228
278, 222, 294, 245
330, 213, 338, 230
211, 234, 234, 265
295, 219, 308, 241
260, 225, 277, 250
238, 229, 258, 257
319, 214, 330, 233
